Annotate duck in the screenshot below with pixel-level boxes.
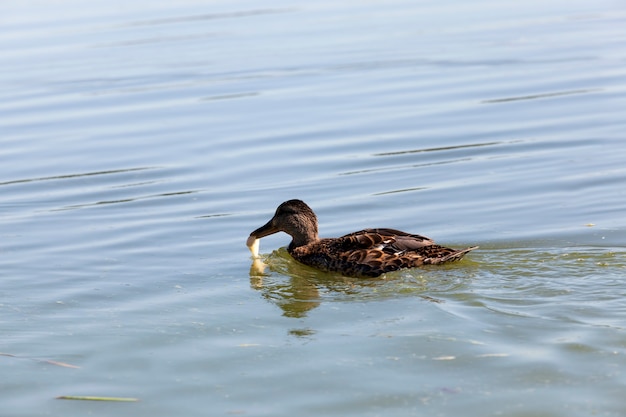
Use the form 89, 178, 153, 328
246, 199, 478, 278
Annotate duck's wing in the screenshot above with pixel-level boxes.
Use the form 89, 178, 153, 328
320, 229, 476, 277
338, 228, 436, 254
291, 229, 476, 278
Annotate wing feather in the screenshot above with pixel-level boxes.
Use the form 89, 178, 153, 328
339, 228, 435, 252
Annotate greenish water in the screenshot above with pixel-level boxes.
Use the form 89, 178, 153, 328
2, 0, 626, 416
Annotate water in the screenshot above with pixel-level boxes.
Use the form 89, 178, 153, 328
2, 0, 626, 416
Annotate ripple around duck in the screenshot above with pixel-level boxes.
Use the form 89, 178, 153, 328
247, 245, 626, 326
457, 247, 626, 328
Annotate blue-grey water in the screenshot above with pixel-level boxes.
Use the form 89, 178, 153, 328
2, 0, 626, 416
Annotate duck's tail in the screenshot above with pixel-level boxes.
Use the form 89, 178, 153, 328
440, 246, 479, 263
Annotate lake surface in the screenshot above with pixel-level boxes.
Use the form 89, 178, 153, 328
2, 0, 626, 416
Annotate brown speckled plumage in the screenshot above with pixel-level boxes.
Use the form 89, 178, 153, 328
248, 200, 477, 278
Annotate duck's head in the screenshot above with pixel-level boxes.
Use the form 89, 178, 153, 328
248, 199, 319, 249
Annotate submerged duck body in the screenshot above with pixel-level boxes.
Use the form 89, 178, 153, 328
247, 199, 477, 278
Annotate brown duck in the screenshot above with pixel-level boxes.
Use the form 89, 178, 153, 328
247, 199, 478, 278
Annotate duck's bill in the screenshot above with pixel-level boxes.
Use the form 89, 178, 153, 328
249, 220, 279, 239
247, 220, 279, 258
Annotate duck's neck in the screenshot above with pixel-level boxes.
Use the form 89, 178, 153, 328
288, 226, 319, 249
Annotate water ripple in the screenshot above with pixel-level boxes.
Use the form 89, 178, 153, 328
482, 88, 603, 103
372, 141, 504, 157
117, 8, 296, 28
0, 167, 155, 186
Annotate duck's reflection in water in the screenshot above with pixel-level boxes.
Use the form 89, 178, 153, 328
249, 252, 322, 318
